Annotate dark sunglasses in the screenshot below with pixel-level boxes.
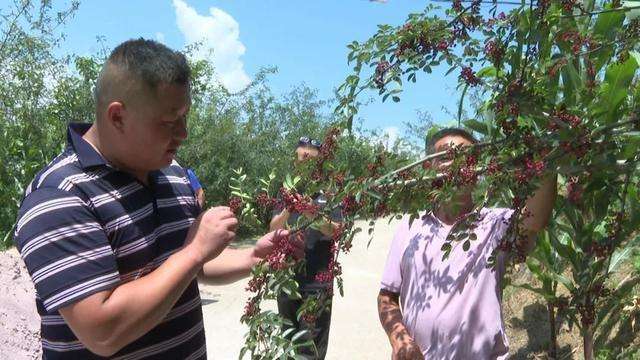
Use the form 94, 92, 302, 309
298, 136, 322, 149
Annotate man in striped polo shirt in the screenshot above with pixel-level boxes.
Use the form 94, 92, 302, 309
13, 39, 300, 359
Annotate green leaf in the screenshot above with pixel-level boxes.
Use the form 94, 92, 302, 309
457, 84, 469, 127
561, 61, 581, 106
600, 56, 639, 123
463, 119, 488, 135
592, 7, 625, 71
476, 66, 497, 78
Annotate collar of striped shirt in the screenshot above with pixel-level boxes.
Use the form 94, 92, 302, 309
67, 122, 108, 169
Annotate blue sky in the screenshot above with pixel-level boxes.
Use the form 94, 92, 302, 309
18, 0, 467, 141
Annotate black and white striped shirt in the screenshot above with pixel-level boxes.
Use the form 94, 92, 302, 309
14, 123, 206, 359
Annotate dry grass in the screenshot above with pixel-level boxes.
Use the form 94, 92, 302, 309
503, 264, 640, 360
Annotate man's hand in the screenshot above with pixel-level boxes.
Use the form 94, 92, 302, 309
251, 230, 304, 262
185, 206, 238, 265
392, 338, 423, 360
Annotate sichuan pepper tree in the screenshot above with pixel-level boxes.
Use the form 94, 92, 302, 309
231, 0, 640, 358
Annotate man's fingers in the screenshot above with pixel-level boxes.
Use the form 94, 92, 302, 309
222, 217, 239, 230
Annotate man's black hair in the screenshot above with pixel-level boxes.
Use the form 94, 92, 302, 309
95, 38, 190, 107
426, 127, 478, 154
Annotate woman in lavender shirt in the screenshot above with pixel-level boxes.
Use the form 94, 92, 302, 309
377, 128, 557, 359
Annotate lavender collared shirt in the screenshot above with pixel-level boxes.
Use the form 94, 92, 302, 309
381, 208, 513, 359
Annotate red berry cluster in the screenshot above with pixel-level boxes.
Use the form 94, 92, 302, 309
484, 40, 504, 64
452, 0, 463, 12
374, 202, 390, 218
590, 241, 612, 258
229, 196, 244, 215
375, 60, 391, 89
279, 188, 319, 215
460, 66, 480, 86
265, 232, 299, 271
560, 135, 591, 159
319, 127, 340, 162
558, 31, 587, 55
549, 109, 581, 130
367, 153, 386, 176
514, 156, 545, 185
397, 169, 414, 180
301, 313, 317, 324
436, 40, 450, 52
243, 298, 260, 318
487, 159, 501, 175
314, 237, 343, 284
255, 192, 276, 211
567, 177, 583, 204
578, 302, 595, 327
537, 0, 551, 17
333, 224, 352, 253
341, 195, 360, 216
548, 58, 568, 78
246, 275, 266, 293
561, 0, 577, 12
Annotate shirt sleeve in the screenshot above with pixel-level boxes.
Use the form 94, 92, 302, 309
186, 169, 202, 192
380, 217, 411, 293
13, 187, 120, 312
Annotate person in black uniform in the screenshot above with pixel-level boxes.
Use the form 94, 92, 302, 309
270, 136, 342, 359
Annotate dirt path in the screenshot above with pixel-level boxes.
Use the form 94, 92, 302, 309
0, 248, 41, 360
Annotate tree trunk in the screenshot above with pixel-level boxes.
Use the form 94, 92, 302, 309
548, 303, 558, 359
584, 325, 594, 360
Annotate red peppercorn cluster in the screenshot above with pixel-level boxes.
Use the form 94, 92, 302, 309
487, 158, 501, 175
265, 231, 299, 271
367, 153, 386, 176
229, 196, 244, 215
561, 0, 577, 12
279, 188, 319, 215
341, 195, 360, 216
246, 275, 266, 293
578, 302, 596, 327
243, 297, 260, 318
567, 177, 583, 204
484, 40, 504, 64
549, 109, 581, 130
255, 192, 276, 211
558, 31, 586, 55
318, 127, 340, 163
375, 60, 391, 89
460, 66, 481, 86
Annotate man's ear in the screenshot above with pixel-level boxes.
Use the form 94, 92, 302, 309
106, 101, 126, 133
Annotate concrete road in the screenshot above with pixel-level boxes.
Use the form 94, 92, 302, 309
201, 218, 400, 359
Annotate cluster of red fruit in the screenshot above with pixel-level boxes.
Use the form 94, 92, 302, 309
255, 192, 277, 211
243, 297, 260, 318
484, 40, 504, 65
374, 60, 391, 89
279, 188, 319, 215
549, 109, 581, 130
460, 66, 480, 86
567, 177, 583, 204
265, 231, 300, 271
229, 196, 244, 215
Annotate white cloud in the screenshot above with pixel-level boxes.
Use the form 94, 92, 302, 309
155, 32, 165, 43
172, 0, 251, 92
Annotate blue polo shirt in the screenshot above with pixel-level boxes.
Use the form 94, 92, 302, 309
13, 123, 206, 359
